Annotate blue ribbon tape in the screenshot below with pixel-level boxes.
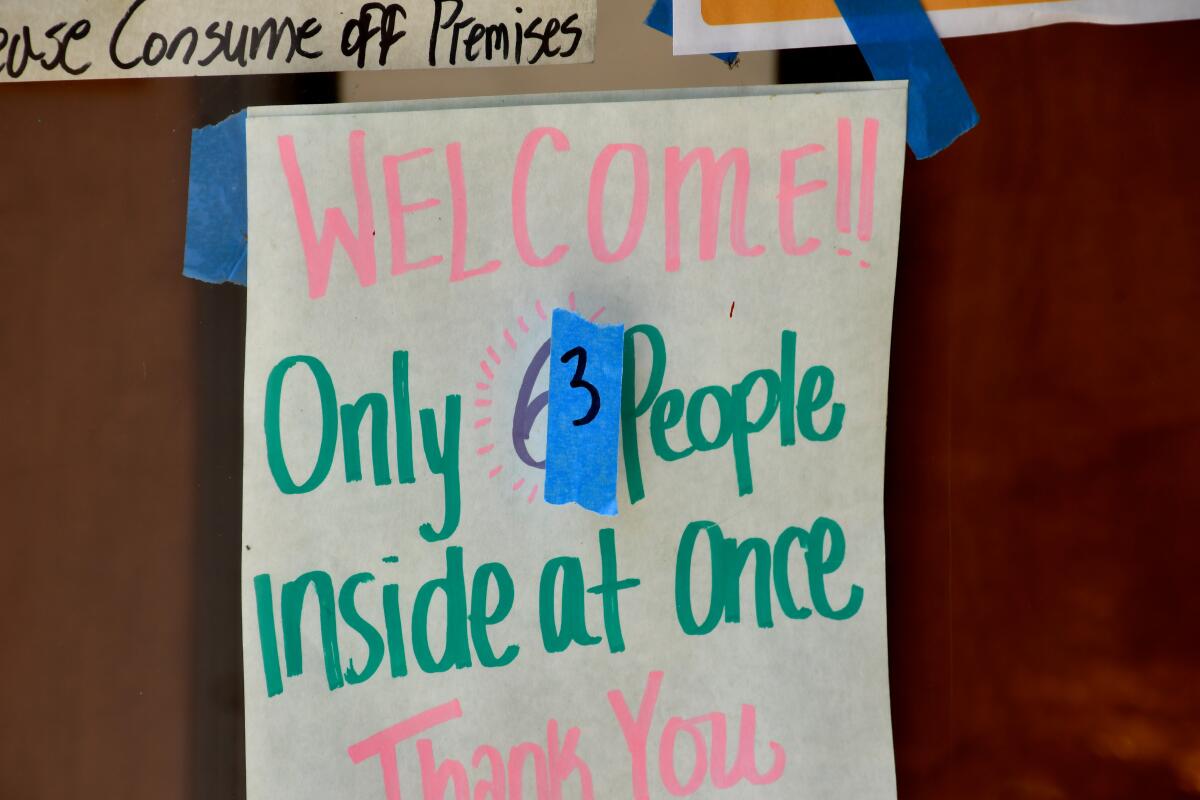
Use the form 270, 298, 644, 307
645, 0, 738, 65
183, 110, 248, 286
833, 0, 979, 158
545, 309, 625, 516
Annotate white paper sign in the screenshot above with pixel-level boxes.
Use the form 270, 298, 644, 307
242, 83, 906, 799
0, 0, 593, 82
673, 0, 1200, 55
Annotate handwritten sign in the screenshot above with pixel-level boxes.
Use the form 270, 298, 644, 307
0, 0, 593, 82
242, 84, 905, 799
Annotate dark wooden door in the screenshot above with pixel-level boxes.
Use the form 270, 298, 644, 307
881, 19, 1200, 800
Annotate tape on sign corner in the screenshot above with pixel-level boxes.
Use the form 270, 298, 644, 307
833, 0, 979, 159
545, 309, 625, 517
183, 109, 249, 286
644, 0, 739, 66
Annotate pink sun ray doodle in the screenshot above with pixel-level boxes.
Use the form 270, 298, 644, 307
470, 291, 593, 497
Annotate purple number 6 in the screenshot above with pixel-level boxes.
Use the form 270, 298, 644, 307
512, 338, 551, 469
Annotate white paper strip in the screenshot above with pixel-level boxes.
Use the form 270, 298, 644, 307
0, 0, 594, 82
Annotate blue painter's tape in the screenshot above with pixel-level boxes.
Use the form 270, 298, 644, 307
645, 0, 738, 65
545, 309, 625, 516
183, 110, 248, 286
833, 0, 978, 158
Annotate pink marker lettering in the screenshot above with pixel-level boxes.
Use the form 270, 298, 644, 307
858, 118, 879, 243
607, 670, 664, 800
658, 717, 707, 795
836, 117, 852, 234
346, 699, 462, 800
277, 129, 377, 299
512, 127, 570, 267
608, 672, 786, 796
664, 147, 765, 272
695, 707, 786, 788
547, 719, 595, 800
383, 147, 444, 275
447, 142, 501, 281
777, 144, 826, 256
587, 143, 649, 264
471, 746, 505, 798
417, 738, 469, 800
508, 742, 550, 800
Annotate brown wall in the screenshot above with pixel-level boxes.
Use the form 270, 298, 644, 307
0, 17, 1197, 800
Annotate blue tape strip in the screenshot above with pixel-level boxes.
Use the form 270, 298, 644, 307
183, 110, 248, 286
833, 0, 978, 158
645, 0, 738, 65
545, 309, 625, 516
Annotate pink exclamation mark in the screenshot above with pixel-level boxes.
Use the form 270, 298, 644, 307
858, 118, 879, 244
836, 117, 853, 234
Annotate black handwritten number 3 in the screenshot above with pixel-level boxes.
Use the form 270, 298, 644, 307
561, 347, 600, 426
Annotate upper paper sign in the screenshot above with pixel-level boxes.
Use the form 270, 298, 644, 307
673, 0, 1200, 55
242, 83, 906, 799
0, 0, 593, 82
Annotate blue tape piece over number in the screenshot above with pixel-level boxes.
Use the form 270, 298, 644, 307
833, 0, 979, 159
645, 0, 738, 65
183, 110, 248, 286
545, 309, 625, 516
